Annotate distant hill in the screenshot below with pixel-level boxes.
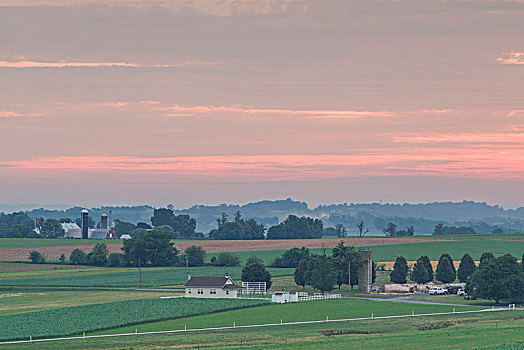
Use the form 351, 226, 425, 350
16, 199, 524, 235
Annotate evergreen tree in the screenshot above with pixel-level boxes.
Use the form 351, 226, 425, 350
390, 256, 408, 284
294, 258, 310, 289
436, 256, 456, 283
438, 253, 456, 276
457, 253, 476, 283
420, 255, 434, 281
480, 252, 495, 266
410, 256, 430, 284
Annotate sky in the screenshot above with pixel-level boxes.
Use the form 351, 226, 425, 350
0, 0, 523, 209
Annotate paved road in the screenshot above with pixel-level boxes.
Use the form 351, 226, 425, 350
350, 295, 523, 309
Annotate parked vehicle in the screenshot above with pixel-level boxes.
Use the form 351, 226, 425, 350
463, 293, 472, 300
428, 287, 448, 295
457, 288, 466, 296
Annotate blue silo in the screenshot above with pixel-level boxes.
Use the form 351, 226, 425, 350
81, 209, 89, 239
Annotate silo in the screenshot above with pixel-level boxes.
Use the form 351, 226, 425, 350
100, 214, 108, 229
81, 209, 89, 239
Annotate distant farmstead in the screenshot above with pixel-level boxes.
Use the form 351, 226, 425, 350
184, 274, 243, 298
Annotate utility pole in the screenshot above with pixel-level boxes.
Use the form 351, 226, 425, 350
185, 255, 189, 280
138, 256, 142, 289
348, 259, 351, 297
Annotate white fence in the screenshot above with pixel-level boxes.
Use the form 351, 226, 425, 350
299, 293, 342, 302
242, 282, 266, 295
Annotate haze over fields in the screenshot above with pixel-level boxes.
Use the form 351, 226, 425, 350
0, 0, 523, 207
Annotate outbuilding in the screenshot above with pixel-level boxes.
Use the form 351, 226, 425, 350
184, 274, 243, 298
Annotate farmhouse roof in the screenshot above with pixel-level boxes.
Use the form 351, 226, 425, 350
184, 276, 242, 289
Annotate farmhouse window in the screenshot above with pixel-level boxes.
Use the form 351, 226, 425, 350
187, 288, 192, 294
197, 288, 204, 294
225, 290, 230, 295
210, 288, 217, 295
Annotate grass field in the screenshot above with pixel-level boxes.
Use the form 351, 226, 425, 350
1, 308, 521, 349
0, 266, 294, 288
0, 290, 175, 316
0, 297, 269, 341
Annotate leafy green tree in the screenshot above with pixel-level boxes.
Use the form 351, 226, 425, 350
438, 254, 456, 276
122, 230, 179, 267
155, 225, 175, 236
294, 258, 310, 289
466, 254, 524, 303
308, 255, 337, 293
184, 245, 206, 267
75, 215, 95, 229
209, 211, 264, 240
59, 253, 66, 264
108, 252, 125, 267
59, 218, 73, 223
421, 256, 433, 281
87, 243, 109, 266
246, 256, 263, 265
266, 215, 323, 239
335, 224, 347, 238
390, 256, 408, 284
113, 220, 137, 237
436, 256, 456, 283
69, 248, 87, 265
457, 253, 476, 283
241, 262, 272, 288
28, 250, 45, 264
410, 256, 430, 284
331, 241, 362, 288
151, 208, 196, 238
214, 252, 241, 267
480, 252, 495, 266
383, 223, 397, 237
40, 219, 65, 238
272, 247, 311, 268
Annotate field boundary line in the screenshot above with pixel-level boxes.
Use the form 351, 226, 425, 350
0, 307, 517, 345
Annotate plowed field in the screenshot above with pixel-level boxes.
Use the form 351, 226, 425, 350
0, 237, 446, 261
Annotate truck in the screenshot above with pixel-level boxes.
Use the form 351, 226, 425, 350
428, 287, 448, 295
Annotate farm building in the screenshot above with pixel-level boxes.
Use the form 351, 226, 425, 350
88, 228, 116, 239
184, 274, 243, 298
61, 222, 81, 239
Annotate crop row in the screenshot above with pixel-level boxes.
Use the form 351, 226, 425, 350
0, 297, 269, 341
0, 266, 294, 288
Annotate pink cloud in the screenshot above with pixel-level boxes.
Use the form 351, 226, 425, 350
0, 111, 21, 118
508, 110, 524, 118
393, 132, 524, 144
496, 52, 524, 65
0, 60, 220, 68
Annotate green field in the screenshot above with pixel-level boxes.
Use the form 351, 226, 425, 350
0, 266, 294, 288
93, 298, 481, 335
362, 239, 524, 261
0, 297, 269, 341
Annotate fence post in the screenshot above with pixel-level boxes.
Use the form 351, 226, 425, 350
233, 322, 236, 328
453, 308, 455, 313
371, 313, 373, 318
412, 310, 414, 316
185, 325, 187, 331
281, 319, 283, 325
83, 332, 85, 338
326, 316, 328, 321
30, 336, 32, 343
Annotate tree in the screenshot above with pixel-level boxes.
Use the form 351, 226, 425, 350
241, 262, 272, 288
480, 252, 495, 266
335, 224, 347, 238
28, 250, 45, 264
75, 215, 95, 229
59, 218, 73, 223
151, 208, 175, 227
383, 223, 397, 237
308, 255, 337, 293
294, 258, 310, 289
122, 230, 179, 267
436, 256, 456, 283
433, 223, 444, 235
184, 245, 206, 267
457, 253, 476, 283
69, 248, 87, 265
466, 254, 524, 303
113, 220, 137, 237
59, 253, 66, 264
108, 252, 125, 267
372, 260, 377, 284
209, 212, 265, 240
214, 252, 241, 267
410, 256, 430, 284
246, 256, 263, 265
357, 220, 369, 238
331, 242, 362, 288
151, 208, 196, 238
272, 247, 311, 268
87, 243, 109, 266
266, 215, 323, 239
390, 256, 408, 284
438, 254, 456, 276
155, 225, 175, 236
420, 255, 434, 282
40, 219, 65, 238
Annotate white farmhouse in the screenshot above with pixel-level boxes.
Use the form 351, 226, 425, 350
184, 274, 243, 298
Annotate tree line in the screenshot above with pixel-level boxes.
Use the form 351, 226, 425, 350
389, 252, 524, 303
